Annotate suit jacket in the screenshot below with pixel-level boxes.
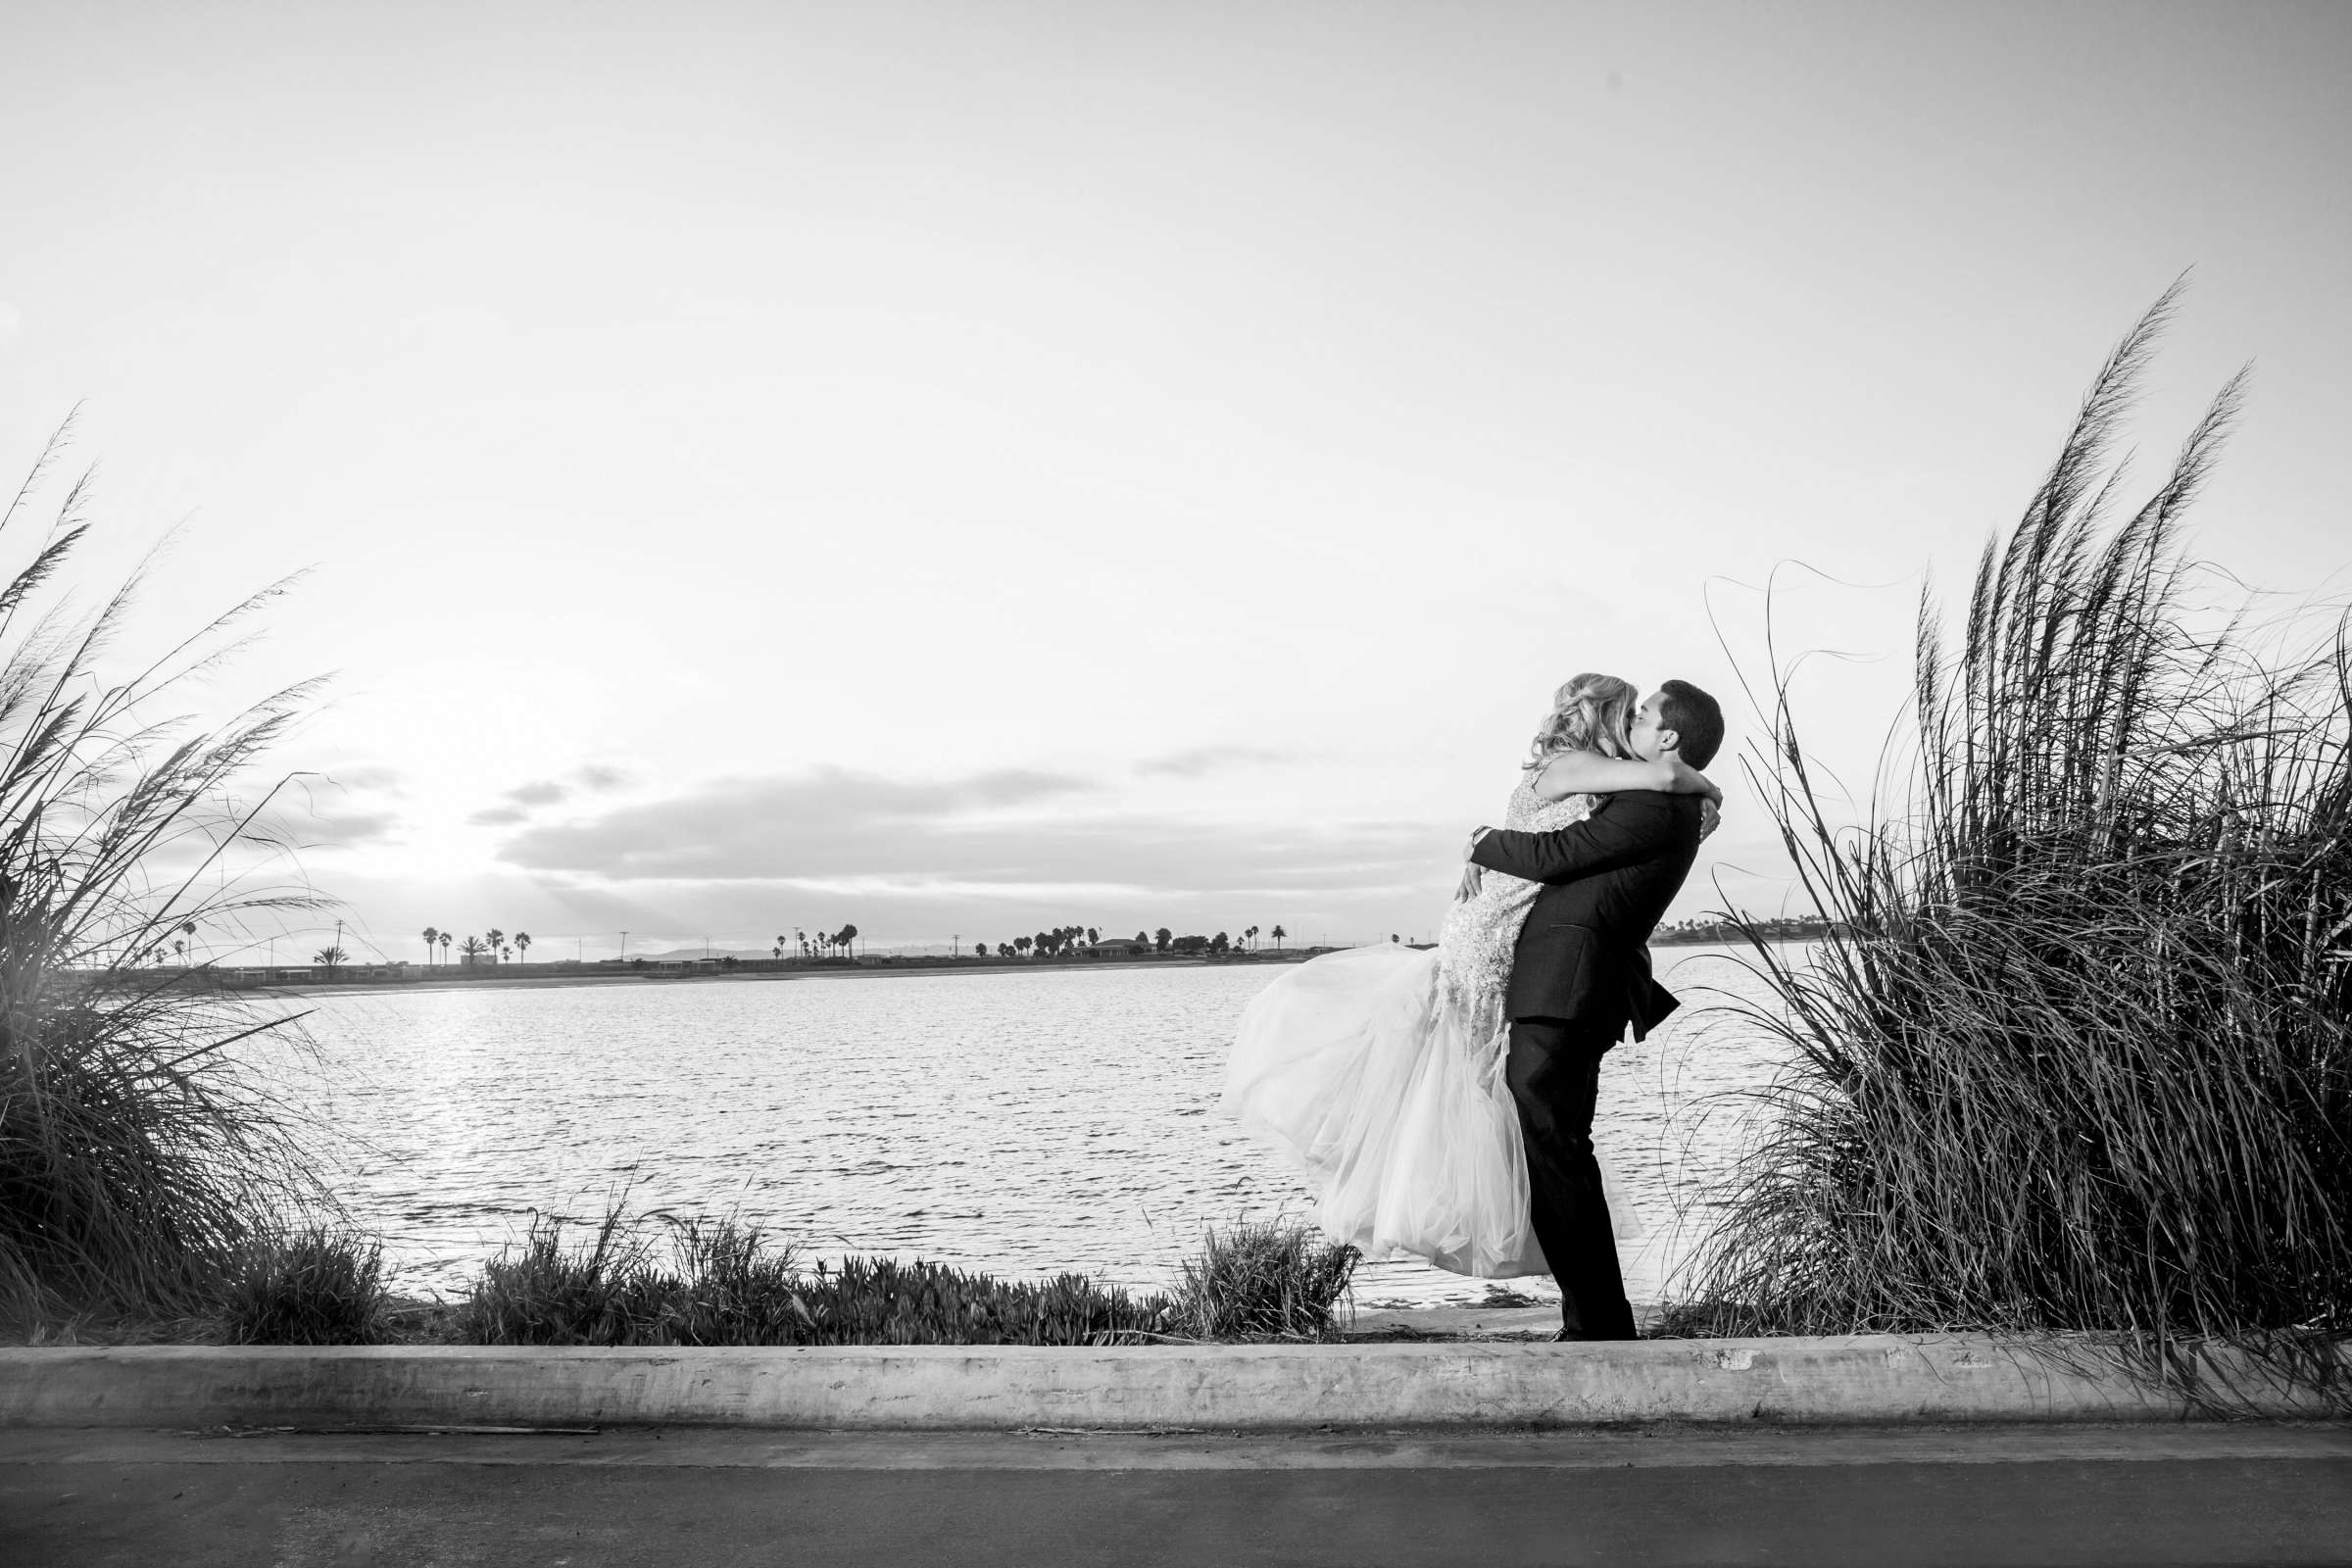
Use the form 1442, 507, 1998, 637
1468, 790, 1703, 1042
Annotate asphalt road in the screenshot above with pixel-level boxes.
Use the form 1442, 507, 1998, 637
6, 1422, 2351, 1567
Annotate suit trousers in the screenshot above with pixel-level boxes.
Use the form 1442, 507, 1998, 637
1504, 1017, 1637, 1340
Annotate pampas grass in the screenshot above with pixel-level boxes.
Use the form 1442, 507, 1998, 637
0, 415, 324, 1327
1681, 282, 2352, 1390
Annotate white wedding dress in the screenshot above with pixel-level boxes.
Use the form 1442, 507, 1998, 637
1221, 772, 1642, 1277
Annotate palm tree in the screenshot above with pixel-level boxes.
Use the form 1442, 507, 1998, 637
439, 931, 453, 963
422, 926, 439, 965
1244, 924, 1258, 951
1014, 936, 1031, 956
1271, 924, 1286, 951
836, 923, 858, 958
486, 927, 505, 956
314, 945, 348, 977
172, 938, 186, 964
514, 931, 531, 964
458, 935, 488, 966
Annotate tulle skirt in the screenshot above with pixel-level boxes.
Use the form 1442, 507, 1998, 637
1221, 944, 1640, 1279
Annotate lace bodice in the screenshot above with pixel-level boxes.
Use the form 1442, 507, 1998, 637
1435, 773, 1594, 1041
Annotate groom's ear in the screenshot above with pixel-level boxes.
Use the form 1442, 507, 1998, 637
1657, 727, 1682, 757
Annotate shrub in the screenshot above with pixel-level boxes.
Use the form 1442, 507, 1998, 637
783, 1256, 1174, 1347
454, 1202, 1180, 1347
1683, 284, 2351, 1386
215, 1224, 391, 1345
1171, 1219, 1358, 1341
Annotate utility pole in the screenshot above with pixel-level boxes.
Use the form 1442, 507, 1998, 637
951, 934, 958, 957
619, 931, 629, 961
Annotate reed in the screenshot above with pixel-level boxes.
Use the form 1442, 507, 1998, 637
452, 1205, 675, 1347
0, 416, 323, 1327
1171, 1219, 1358, 1341
214, 1223, 391, 1345
1682, 283, 2352, 1385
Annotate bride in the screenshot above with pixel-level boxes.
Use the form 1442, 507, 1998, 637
1220, 673, 1720, 1277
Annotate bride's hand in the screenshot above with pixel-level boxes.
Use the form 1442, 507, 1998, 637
1455, 863, 1484, 900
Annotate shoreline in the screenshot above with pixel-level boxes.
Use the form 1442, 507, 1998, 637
271, 954, 1281, 999
242, 935, 1788, 1001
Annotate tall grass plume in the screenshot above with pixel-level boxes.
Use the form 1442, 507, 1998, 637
0, 415, 324, 1328
1685, 282, 2351, 1398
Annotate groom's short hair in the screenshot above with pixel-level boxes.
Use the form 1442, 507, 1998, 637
1657, 680, 1725, 769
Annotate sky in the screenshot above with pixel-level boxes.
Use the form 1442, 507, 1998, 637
2, 1, 2346, 961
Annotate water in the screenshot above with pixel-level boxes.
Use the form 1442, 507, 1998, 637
292, 947, 1799, 1308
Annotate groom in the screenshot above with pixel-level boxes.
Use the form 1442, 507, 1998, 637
1465, 679, 1726, 1340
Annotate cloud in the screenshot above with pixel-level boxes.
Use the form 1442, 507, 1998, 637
1134, 746, 1293, 779
466, 766, 632, 827
0, 303, 19, 341
322, 764, 404, 795
494, 764, 1434, 898
296, 808, 399, 848
467, 769, 616, 826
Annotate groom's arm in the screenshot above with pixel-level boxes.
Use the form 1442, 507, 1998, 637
1469, 791, 1680, 885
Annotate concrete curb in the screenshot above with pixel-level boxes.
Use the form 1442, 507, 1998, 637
5, 1336, 2343, 1430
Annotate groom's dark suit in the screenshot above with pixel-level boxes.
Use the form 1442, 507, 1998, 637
1469, 790, 1704, 1339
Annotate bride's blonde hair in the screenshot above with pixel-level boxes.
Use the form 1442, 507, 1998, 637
1525, 672, 1640, 768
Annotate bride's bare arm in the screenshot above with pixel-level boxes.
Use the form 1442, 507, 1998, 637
1533, 751, 1723, 805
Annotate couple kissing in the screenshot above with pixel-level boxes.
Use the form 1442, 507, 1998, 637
1223, 676, 1724, 1341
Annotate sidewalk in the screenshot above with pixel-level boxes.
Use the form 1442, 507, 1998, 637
7, 1421, 2350, 1566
